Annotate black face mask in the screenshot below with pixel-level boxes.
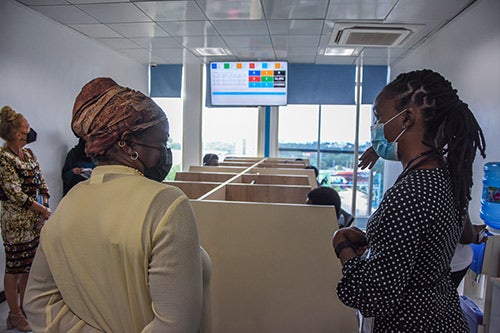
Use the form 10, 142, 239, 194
132, 142, 172, 182
26, 128, 37, 144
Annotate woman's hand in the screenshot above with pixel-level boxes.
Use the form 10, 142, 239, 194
34, 216, 45, 231
39, 205, 52, 220
473, 224, 488, 244
358, 146, 379, 170
72, 167, 83, 175
34, 206, 51, 231
333, 226, 369, 255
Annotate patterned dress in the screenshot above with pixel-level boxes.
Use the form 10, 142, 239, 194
0, 145, 50, 273
337, 168, 469, 332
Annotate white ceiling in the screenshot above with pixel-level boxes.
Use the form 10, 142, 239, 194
15, 0, 476, 66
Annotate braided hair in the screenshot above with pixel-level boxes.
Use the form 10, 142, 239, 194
383, 69, 486, 214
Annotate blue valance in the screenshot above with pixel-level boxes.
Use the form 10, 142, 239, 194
362, 66, 388, 104
288, 64, 356, 105
150, 65, 182, 97
150, 63, 387, 105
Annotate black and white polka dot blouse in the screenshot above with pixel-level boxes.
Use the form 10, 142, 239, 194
337, 168, 469, 332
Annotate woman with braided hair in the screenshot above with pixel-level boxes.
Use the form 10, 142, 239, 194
332, 69, 486, 332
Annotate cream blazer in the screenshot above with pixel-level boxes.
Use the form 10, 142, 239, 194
25, 165, 210, 333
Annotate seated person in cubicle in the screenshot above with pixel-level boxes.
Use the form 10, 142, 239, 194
305, 165, 328, 186
203, 153, 219, 166
306, 187, 354, 228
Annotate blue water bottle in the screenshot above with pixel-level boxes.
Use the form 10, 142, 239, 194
480, 162, 500, 231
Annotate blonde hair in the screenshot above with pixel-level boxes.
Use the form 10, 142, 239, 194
0, 106, 25, 142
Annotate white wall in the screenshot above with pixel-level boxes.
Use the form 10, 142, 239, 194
0, 0, 148, 290
0, 0, 149, 207
388, 0, 500, 223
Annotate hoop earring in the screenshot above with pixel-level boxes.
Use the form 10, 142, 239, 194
118, 140, 126, 148
130, 151, 139, 160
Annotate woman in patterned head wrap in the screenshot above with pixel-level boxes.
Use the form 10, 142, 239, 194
25, 78, 210, 332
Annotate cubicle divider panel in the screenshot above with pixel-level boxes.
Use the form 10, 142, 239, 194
240, 173, 310, 185
164, 181, 221, 200
174, 171, 237, 183
192, 200, 357, 333
223, 156, 263, 162
189, 165, 247, 173
260, 163, 308, 169
225, 183, 311, 204
219, 161, 257, 167
250, 167, 318, 188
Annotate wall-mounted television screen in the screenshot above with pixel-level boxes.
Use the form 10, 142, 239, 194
208, 61, 288, 107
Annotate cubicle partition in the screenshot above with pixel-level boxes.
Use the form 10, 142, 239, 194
166, 157, 358, 333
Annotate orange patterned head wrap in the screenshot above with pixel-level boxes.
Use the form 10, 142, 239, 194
71, 77, 167, 156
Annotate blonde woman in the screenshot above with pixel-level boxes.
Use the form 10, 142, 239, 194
0, 106, 51, 331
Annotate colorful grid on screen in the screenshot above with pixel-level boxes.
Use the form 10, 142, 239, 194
211, 62, 286, 89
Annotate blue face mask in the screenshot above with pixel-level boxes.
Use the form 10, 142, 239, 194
370, 109, 408, 161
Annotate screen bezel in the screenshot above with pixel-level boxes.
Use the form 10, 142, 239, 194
206, 61, 288, 107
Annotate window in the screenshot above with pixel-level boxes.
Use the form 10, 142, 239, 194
278, 104, 383, 222
278, 104, 319, 162
202, 107, 259, 159
153, 97, 183, 180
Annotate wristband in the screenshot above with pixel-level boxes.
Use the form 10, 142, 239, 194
335, 240, 354, 258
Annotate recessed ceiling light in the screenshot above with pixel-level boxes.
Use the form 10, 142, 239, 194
195, 48, 231, 56
324, 47, 359, 56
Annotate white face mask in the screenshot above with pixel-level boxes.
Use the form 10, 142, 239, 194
370, 109, 408, 161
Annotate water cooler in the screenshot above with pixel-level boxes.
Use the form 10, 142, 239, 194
480, 162, 500, 233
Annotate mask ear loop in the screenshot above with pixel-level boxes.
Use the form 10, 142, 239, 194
391, 108, 411, 142
393, 127, 408, 143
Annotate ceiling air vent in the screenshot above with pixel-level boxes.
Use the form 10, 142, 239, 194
331, 23, 420, 47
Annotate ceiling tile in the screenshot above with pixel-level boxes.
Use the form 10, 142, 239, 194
77, 3, 151, 23
96, 38, 141, 50
69, 23, 122, 38
211, 20, 269, 35
289, 48, 319, 57
157, 21, 218, 37
271, 35, 321, 50
386, 0, 472, 22
196, 0, 264, 20
129, 37, 182, 50
120, 48, 153, 63
30, 5, 98, 25
17, 0, 67, 4
268, 19, 323, 35
261, 0, 329, 19
326, 0, 396, 20
230, 48, 276, 60
286, 54, 317, 63
68, 0, 126, 3
107, 22, 169, 38
318, 34, 333, 48
135, 1, 207, 21
223, 35, 272, 48
13, 0, 476, 65
176, 35, 228, 48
